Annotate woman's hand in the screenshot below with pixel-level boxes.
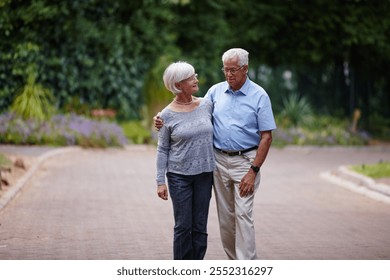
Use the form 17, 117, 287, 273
157, 184, 168, 200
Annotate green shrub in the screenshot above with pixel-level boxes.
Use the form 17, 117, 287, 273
11, 65, 55, 122
120, 121, 152, 144
273, 114, 370, 146
279, 93, 313, 127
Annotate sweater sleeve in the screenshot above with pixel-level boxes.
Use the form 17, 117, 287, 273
156, 116, 170, 185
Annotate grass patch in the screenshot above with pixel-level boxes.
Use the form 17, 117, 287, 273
351, 161, 390, 179
0, 154, 12, 167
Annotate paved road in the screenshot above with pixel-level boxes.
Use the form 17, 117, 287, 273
0, 145, 389, 260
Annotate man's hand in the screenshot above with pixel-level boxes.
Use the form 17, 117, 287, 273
153, 112, 164, 131
157, 184, 168, 200
239, 171, 256, 197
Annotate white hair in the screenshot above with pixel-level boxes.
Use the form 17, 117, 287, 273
163, 61, 195, 95
222, 48, 249, 66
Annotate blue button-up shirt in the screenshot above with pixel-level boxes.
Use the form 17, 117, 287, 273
205, 77, 276, 151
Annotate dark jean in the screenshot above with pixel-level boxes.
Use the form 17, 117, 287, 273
166, 171, 213, 260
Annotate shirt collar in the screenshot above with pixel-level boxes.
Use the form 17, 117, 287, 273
224, 77, 250, 96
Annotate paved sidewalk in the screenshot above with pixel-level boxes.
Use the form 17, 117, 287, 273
0, 145, 389, 260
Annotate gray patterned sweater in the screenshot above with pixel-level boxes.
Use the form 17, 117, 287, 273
156, 98, 215, 185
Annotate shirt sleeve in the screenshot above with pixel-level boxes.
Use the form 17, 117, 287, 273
257, 94, 277, 132
204, 83, 218, 102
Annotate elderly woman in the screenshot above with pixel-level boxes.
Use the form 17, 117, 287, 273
156, 61, 215, 260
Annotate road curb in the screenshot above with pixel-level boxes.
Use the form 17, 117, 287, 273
0, 146, 81, 212
320, 165, 390, 205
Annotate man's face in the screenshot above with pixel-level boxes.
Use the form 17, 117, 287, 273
222, 57, 248, 91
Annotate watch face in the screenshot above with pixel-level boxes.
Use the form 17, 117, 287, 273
251, 165, 259, 172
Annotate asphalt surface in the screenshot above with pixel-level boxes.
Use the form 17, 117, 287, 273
0, 144, 389, 260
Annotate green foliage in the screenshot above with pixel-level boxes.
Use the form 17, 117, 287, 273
0, 41, 43, 111
120, 121, 152, 145
368, 113, 390, 140
0, 0, 177, 120
171, 0, 230, 96
279, 93, 312, 127
273, 113, 370, 147
142, 55, 179, 128
62, 96, 92, 116
0, 153, 12, 168
220, 0, 390, 131
351, 162, 390, 179
11, 65, 54, 122
0, 0, 389, 141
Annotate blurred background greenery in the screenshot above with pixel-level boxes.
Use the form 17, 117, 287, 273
0, 0, 389, 147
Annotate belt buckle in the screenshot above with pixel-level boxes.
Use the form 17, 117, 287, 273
227, 150, 240, 156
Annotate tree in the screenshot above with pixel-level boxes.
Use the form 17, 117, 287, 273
0, 0, 177, 119
217, 0, 390, 132
1, 0, 389, 136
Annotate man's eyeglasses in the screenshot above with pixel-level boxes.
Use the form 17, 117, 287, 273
221, 66, 244, 74
181, 73, 198, 82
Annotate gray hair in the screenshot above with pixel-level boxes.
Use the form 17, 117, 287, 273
163, 61, 195, 95
222, 48, 249, 66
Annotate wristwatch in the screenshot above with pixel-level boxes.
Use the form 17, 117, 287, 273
250, 165, 260, 173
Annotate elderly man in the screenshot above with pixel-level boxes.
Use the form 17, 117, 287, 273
205, 48, 276, 260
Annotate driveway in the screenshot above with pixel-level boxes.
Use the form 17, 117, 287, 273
0, 145, 389, 259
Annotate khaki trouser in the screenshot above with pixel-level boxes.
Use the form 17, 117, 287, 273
213, 149, 261, 260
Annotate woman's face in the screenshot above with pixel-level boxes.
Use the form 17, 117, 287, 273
222, 58, 247, 91
177, 73, 199, 94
